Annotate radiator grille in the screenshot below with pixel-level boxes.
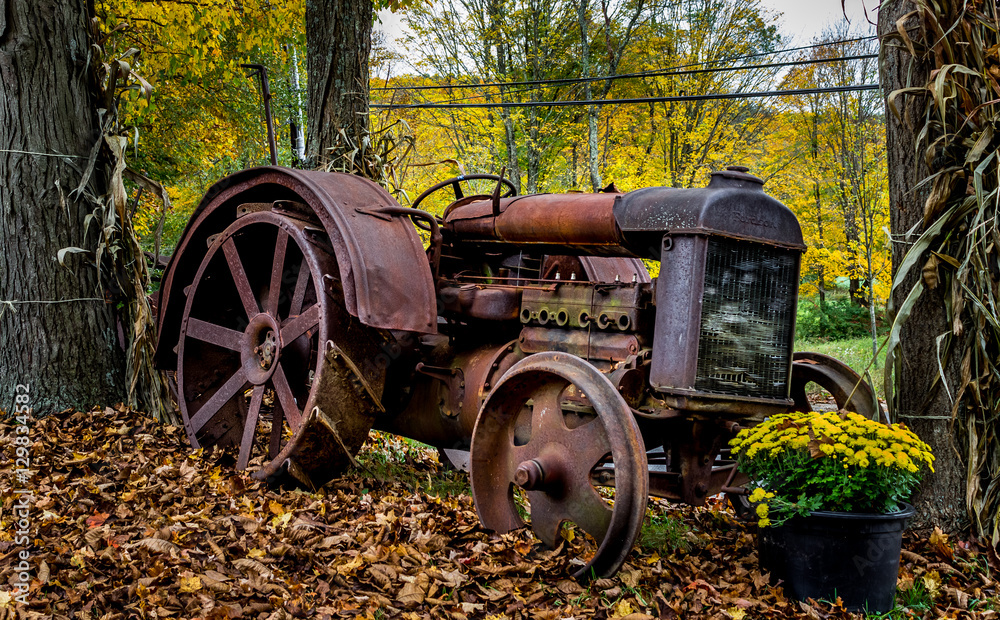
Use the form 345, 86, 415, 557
695, 238, 798, 399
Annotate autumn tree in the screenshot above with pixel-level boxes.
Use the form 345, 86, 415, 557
404, 0, 582, 193
96, 0, 308, 249
607, 0, 780, 189
773, 33, 890, 352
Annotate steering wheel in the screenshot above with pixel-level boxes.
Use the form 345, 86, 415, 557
410, 173, 518, 212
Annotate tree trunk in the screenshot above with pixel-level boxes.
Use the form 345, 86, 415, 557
487, 0, 520, 193
809, 106, 826, 305
814, 181, 826, 305
879, 0, 967, 532
0, 0, 125, 413
576, 0, 601, 192
305, 0, 373, 167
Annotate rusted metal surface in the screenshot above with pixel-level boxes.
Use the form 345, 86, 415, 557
578, 256, 651, 284
613, 168, 807, 253
176, 210, 391, 488
177, 212, 329, 469
378, 341, 523, 449
651, 233, 801, 409
445, 193, 626, 255
411, 173, 517, 212
444, 169, 804, 258
240, 64, 278, 166
518, 327, 639, 362
790, 352, 884, 420
521, 280, 648, 332
439, 285, 522, 322
155, 167, 437, 369
160, 165, 887, 581
470, 352, 648, 579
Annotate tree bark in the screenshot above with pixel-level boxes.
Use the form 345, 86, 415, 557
305, 0, 373, 166
879, 0, 967, 532
0, 0, 125, 413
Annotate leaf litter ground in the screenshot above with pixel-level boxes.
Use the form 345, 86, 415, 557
1, 407, 997, 620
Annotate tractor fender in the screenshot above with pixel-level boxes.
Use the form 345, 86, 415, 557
154, 166, 437, 369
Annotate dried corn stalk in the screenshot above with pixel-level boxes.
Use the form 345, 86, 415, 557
68, 19, 176, 423
883, 0, 1000, 547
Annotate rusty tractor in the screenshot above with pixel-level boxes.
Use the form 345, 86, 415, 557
154, 165, 880, 579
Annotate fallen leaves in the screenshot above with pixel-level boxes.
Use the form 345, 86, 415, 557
0, 407, 996, 620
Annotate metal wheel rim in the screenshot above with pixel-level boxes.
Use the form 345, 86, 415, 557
470, 352, 648, 579
176, 211, 331, 472
790, 351, 884, 420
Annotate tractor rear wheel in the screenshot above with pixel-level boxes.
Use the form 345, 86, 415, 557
176, 211, 390, 488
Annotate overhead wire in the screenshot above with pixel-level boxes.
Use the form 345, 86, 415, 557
375, 53, 878, 107
371, 83, 881, 110
371, 35, 878, 93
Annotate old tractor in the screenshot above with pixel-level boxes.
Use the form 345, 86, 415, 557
154, 165, 879, 579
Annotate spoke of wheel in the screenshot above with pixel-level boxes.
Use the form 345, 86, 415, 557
189, 368, 249, 432
269, 394, 285, 459
290, 261, 311, 316
185, 318, 243, 351
281, 304, 320, 344
223, 238, 260, 319
267, 230, 289, 316
531, 382, 567, 439
569, 417, 613, 470
451, 180, 464, 200
525, 492, 564, 548
565, 483, 613, 543
237, 385, 264, 470
271, 363, 302, 432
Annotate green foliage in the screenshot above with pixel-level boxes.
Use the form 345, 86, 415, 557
96, 0, 308, 254
796, 297, 874, 340
732, 411, 934, 526
354, 431, 471, 497
639, 513, 690, 554
395, 0, 783, 196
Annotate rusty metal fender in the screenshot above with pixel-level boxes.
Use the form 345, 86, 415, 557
155, 166, 437, 368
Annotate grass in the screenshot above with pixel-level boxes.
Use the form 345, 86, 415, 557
639, 512, 691, 555
354, 431, 471, 497
866, 580, 936, 619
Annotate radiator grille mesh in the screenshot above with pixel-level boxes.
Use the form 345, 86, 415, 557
695, 238, 798, 399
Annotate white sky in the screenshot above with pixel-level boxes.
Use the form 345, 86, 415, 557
374, 0, 880, 71
766, 0, 878, 43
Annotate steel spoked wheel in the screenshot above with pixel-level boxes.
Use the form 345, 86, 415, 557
470, 352, 648, 580
177, 211, 336, 472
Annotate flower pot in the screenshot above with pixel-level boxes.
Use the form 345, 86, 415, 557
757, 503, 915, 613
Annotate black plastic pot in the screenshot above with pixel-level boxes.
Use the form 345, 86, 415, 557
758, 503, 915, 613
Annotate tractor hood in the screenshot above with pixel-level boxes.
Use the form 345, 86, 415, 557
443, 168, 805, 259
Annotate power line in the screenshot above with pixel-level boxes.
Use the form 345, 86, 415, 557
377, 53, 878, 108
371, 83, 880, 110
372, 36, 878, 92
